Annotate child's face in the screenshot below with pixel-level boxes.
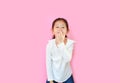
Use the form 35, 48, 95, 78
52, 20, 68, 37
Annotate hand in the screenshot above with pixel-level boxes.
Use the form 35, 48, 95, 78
50, 81, 53, 83
55, 31, 65, 45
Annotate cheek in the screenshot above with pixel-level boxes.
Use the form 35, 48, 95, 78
52, 28, 57, 33
63, 29, 67, 34
53, 31, 58, 35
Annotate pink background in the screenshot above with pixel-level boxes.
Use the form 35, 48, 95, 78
0, 0, 120, 83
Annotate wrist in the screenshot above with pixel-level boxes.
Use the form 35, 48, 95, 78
50, 81, 53, 83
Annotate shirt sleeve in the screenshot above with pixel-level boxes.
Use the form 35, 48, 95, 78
57, 42, 74, 62
46, 43, 53, 81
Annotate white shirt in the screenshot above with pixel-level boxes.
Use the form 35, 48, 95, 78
46, 38, 75, 82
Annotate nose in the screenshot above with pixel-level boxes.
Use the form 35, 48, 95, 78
58, 27, 62, 31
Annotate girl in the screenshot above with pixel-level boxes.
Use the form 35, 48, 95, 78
46, 18, 75, 83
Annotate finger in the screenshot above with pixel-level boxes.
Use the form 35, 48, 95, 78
60, 31, 64, 37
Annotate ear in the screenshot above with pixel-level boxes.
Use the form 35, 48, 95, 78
51, 28, 54, 34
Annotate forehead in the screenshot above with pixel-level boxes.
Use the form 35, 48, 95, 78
54, 20, 66, 26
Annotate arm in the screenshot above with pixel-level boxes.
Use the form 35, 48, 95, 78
55, 31, 74, 62
46, 43, 53, 81
57, 42, 74, 62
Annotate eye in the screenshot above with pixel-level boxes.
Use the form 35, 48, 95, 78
56, 27, 59, 28
62, 27, 64, 28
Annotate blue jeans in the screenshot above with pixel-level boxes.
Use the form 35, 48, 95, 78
46, 75, 74, 83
